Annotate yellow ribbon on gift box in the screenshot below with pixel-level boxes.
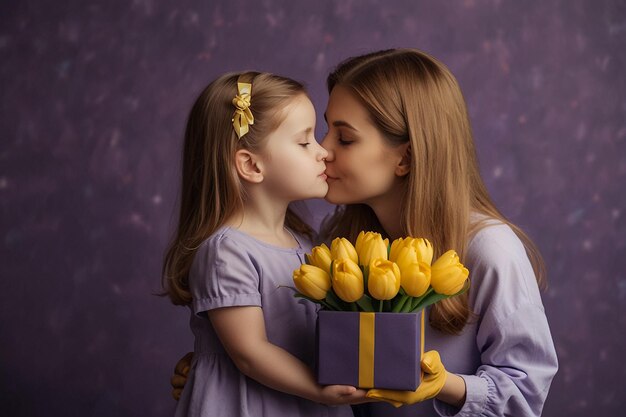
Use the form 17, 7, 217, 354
358, 313, 375, 388
357, 311, 425, 389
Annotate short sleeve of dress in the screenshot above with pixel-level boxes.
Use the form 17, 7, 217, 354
189, 233, 262, 316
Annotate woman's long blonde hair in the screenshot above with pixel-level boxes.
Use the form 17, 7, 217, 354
163, 72, 313, 306
321, 49, 546, 334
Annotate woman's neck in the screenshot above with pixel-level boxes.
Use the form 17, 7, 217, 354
367, 183, 406, 241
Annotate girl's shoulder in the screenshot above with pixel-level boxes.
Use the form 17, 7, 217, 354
293, 229, 315, 252
197, 226, 244, 253
197, 226, 313, 257
192, 227, 251, 270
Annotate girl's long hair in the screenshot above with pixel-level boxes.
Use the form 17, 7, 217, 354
321, 49, 546, 334
163, 72, 313, 306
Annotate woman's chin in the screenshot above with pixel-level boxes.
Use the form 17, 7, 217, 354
323, 190, 347, 205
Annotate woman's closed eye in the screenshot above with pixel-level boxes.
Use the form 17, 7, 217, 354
338, 136, 354, 146
299, 142, 311, 147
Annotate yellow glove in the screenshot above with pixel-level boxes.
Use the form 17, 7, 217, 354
366, 350, 447, 407
171, 352, 193, 400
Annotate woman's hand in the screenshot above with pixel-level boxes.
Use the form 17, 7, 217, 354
171, 352, 193, 400
365, 350, 450, 407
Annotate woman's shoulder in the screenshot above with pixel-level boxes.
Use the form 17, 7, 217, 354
467, 218, 529, 269
465, 217, 543, 312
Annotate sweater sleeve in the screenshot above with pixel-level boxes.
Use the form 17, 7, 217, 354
434, 224, 559, 416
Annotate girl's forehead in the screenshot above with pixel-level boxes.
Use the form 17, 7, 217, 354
276, 95, 316, 132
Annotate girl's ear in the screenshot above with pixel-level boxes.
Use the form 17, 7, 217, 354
234, 149, 264, 183
395, 143, 411, 177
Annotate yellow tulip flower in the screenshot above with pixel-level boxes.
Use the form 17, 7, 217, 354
430, 250, 469, 295
390, 237, 434, 266
389, 237, 405, 263
330, 237, 359, 264
306, 243, 332, 275
410, 238, 434, 265
332, 258, 364, 302
400, 261, 431, 297
293, 264, 331, 300
356, 231, 389, 266
394, 246, 418, 272
355, 231, 368, 255
368, 259, 401, 300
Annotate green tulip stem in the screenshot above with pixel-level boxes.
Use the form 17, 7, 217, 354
292, 292, 335, 311
319, 300, 335, 310
392, 294, 410, 312
410, 288, 434, 311
412, 280, 470, 312
356, 295, 375, 312
378, 299, 383, 313
324, 292, 345, 311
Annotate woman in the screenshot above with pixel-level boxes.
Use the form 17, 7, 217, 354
318, 48, 558, 416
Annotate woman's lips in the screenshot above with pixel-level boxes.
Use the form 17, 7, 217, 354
325, 172, 338, 182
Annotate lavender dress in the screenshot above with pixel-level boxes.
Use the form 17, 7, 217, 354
174, 226, 353, 417
354, 220, 559, 417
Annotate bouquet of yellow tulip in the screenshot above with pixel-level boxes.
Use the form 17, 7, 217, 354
292, 231, 469, 313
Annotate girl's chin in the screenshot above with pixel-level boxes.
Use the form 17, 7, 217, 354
300, 184, 329, 200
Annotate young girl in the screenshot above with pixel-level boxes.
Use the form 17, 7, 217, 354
320, 49, 559, 416
163, 71, 364, 416
171, 49, 559, 416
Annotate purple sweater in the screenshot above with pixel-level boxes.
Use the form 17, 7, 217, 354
356, 220, 559, 416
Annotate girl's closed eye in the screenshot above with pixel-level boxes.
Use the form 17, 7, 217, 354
299, 142, 311, 147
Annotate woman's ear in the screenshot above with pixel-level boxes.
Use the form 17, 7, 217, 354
395, 143, 411, 177
234, 149, 264, 183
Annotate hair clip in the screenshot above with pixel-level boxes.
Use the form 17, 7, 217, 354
232, 79, 254, 139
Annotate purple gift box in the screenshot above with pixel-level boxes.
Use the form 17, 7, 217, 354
316, 310, 423, 390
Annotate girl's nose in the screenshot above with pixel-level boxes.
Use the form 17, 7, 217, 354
320, 135, 334, 161
317, 141, 329, 161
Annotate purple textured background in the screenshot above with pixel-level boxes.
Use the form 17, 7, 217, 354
1, 1, 625, 415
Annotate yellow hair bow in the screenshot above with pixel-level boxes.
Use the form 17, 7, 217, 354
232, 82, 254, 139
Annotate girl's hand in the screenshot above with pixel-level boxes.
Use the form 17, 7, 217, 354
171, 352, 193, 400
317, 385, 370, 406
